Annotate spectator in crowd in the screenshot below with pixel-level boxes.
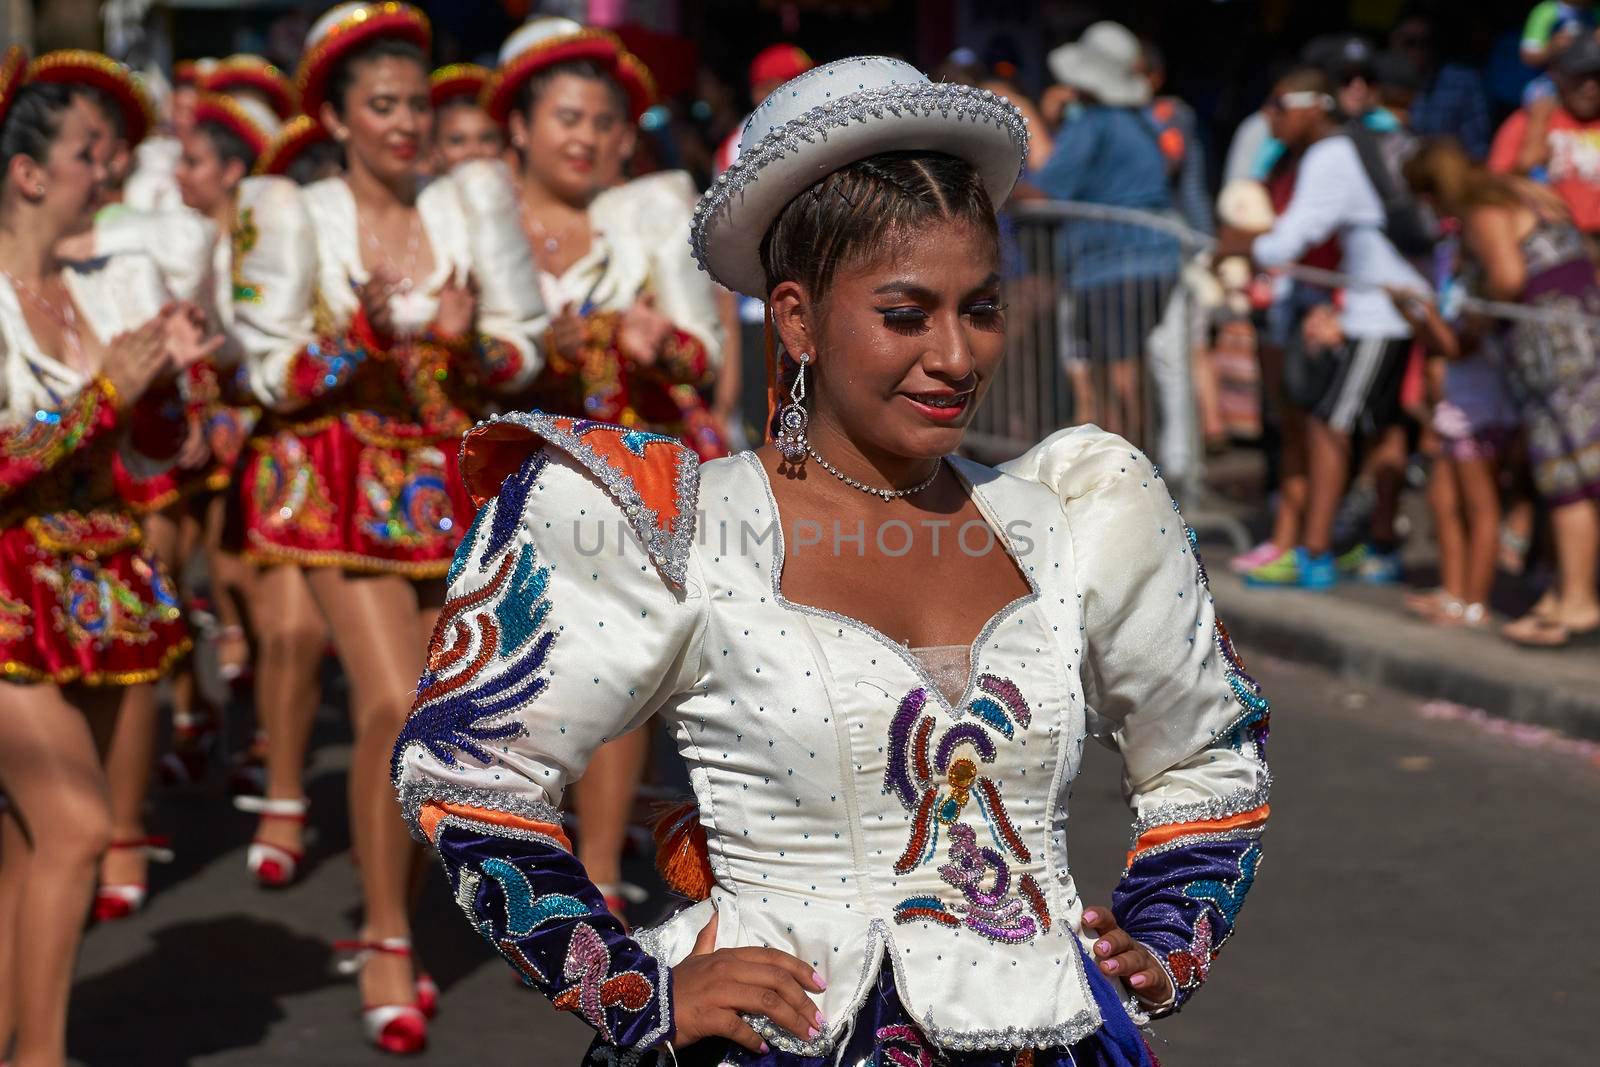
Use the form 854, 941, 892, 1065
1218, 67, 1428, 589
1391, 226, 1519, 629
1033, 20, 1178, 439
1136, 37, 1216, 488
1491, 36, 1600, 251
1405, 138, 1600, 647
1305, 33, 1381, 122
1392, 10, 1493, 159
1519, 0, 1596, 104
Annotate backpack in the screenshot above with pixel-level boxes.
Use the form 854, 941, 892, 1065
1343, 120, 1436, 257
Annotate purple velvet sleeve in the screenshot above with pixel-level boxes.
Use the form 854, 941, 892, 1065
432, 819, 673, 1050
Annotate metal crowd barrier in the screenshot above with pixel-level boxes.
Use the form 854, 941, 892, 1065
970, 200, 1249, 548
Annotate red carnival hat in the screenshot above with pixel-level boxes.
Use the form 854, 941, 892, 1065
200, 54, 297, 120
483, 16, 657, 124
0, 46, 26, 137
295, 2, 432, 121
748, 44, 813, 91
194, 93, 282, 159
27, 49, 156, 146
174, 59, 198, 88
253, 113, 333, 177
430, 62, 490, 109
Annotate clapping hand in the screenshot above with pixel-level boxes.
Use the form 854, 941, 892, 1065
432, 272, 478, 341
617, 293, 672, 367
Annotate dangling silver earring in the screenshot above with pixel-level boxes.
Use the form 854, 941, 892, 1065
776, 351, 810, 463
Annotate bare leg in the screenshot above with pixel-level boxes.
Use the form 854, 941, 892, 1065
570, 727, 650, 900
1067, 361, 1098, 428
97, 682, 162, 893
1457, 456, 1502, 609
203, 494, 254, 679
1428, 456, 1467, 602
1271, 404, 1309, 551
251, 565, 326, 859
1303, 417, 1352, 556
1110, 359, 1140, 448
1366, 424, 1408, 546
1551, 499, 1600, 628
304, 568, 425, 1010
0, 683, 117, 1067
0, 809, 25, 1053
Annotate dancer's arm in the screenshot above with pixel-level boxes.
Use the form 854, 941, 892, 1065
394, 421, 704, 1051
1009, 427, 1271, 1017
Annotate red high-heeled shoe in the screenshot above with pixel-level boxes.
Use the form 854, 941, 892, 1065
234, 795, 307, 888
158, 709, 219, 787
92, 836, 175, 921
334, 938, 430, 1054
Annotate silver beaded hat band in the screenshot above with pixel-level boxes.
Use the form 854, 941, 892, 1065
688, 56, 1030, 299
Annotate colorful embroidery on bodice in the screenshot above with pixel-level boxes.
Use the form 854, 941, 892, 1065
885, 675, 1051, 943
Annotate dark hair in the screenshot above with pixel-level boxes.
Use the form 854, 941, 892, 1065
437, 94, 485, 116
287, 138, 345, 186
195, 118, 258, 172
513, 58, 629, 120
327, 37, 429, 117
1140, 39, 1166, 77
759, 150, 998, 300
80, 84, 127, 141
0, 82, 80, 177
1274, 65, 1333, 97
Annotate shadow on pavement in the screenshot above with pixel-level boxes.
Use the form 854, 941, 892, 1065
69, 916, 337, 1065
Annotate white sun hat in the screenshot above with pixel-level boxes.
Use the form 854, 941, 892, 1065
689, 56, 1028, 299
1046, 21, 1151, 108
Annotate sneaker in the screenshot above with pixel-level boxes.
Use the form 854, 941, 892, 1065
1338, 542, 1402, 584
1229, 541, 1286, 574
1245, 547, 1336, 590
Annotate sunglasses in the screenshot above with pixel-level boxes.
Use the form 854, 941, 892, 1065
1265, 90, 1334, 112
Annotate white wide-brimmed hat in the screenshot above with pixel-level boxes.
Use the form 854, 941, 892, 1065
1047, 21, 1150, 108
689, 56, 1028, 299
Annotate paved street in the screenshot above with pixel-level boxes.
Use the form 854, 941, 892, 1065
69, 656, 1598, 1066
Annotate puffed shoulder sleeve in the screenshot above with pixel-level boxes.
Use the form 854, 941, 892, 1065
393, 412, 703, 1053
96, 208, 218, 306
448, 159, 548, 390
230, 177, 368, 411
1002, 426, 1269, 1016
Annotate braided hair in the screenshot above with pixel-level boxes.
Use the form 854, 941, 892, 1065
758, 149, 998, 301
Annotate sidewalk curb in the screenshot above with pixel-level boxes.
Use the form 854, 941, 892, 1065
1209, 569, 1600, 742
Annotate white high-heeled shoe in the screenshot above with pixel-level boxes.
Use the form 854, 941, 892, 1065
334, 937, 429, 1055
233, 795, 307, 888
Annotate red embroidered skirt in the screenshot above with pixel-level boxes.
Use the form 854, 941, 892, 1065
0, 514, 191, 686
112, 404, 262, 512
238, 413, 472, 578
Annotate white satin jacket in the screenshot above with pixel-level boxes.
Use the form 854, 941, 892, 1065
395, 413, 1269, 1057
231, 159, 548, 410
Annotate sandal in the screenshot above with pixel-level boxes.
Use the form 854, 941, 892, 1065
234, 795, 307, 888
1502, 613, 1600, 648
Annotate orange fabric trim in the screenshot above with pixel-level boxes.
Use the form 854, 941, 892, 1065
417, 799, 571, 850
1126, 804, 1270, 866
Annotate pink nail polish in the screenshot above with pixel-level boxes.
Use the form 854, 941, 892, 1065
1131, 974, 1147, 987
814, 1009, 825, 1028
1083, 910, 1098, 924
812, 970, 827, 991
808, 1026, 821, 1039
1105, 959, 1119, 973
1097, 940, 1111, 956
759, 1042, 769, 1054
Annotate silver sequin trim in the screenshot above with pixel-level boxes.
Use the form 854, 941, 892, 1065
1129, 826, 1266, 863
689, 80, 1030, 285
460, 410, 700, 587
1130, 777, 1272, 838
396, 777, 563, 842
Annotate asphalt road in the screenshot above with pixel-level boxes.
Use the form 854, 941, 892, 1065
67, 656, 1599, 1066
